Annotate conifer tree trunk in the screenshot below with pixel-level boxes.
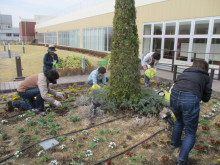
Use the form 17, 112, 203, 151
109, 0, 141, 100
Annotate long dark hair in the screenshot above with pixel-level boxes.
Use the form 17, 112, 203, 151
44, 70, 59, 84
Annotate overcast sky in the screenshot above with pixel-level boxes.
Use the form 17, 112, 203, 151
0, 0, 81, 27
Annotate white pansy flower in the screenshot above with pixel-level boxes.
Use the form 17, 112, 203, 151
49, 160, 59, 165
14, 151, 23, 158
1, 120, 8, 124
108, 142, 117, 149
85, 150, 93, 157
37, 150, 44, 157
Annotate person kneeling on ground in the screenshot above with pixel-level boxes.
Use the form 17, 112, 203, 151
141, 52, 160, 86
5, 70, 64, 114
170, 59, 212, 165
87, 66, 108, 86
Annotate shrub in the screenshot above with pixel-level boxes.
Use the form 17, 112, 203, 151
90, 87, 165, 115
58, 56, 91, 69
109, 0, 141, 101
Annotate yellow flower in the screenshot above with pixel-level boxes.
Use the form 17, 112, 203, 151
12, 94, 19, 100
68, 86, 73, 89
69, 89, 75, 92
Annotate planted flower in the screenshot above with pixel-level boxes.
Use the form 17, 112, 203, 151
106, 159, 112, 165
214, 122, 220, 128
0, 95, 7, 100
37, 150, 44, 157
210, 139, 220, 145
141, 143, 151, 149
85, 150, 93, 157
125, 151, 136, 157
60, 144, 67, 150
201, 114, 209, 119
211, 108, 217, 112
108, 142, 117, 149
161, 155, 169, 162
167, 133, 171, 137
49, 160, 59, 165
69, 89, 75, 92
12, 94, 20, 100
201, 126, 210, 130
93, 137, 99, 143
18, 114, 26, 118
194, 144, 203, 153
82, 130, 89, 136
14, 151, 23, 158
70, 136, 75, 142
25, 117, 32, 121
208, 112, 215, 116
1, 120, 8, 124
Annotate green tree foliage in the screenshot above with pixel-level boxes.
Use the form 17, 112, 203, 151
109, 0, 141, 101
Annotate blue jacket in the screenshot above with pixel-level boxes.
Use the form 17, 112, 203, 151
43, 53, 59, 73
88, 68, 107, 85
173, 67, 212, 102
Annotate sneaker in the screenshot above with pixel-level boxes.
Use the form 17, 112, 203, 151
4, 100, 14, 112
176, 160, 188, 165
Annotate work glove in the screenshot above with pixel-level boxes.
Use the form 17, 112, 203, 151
56, 92, 64, 99
54, 100, 62, 107
52, 61, 56, 66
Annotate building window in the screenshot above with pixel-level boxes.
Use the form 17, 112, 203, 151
142, 38, 151, 55
210, 38, 220, 64
152, 38, 162, 51
45, 32, 57, 44
143, 25, 151, 35
192, 38, 207, 61
179, 22, 191, 35
37, 33, 44, 43
83, 26, 112, 52
165, 22, 175, 35
164, 38, 175, 59
194, 20, 209, 35
177, 38, 190, 61
213, 19, 220, 34
154, 24, 162, 35
142, 17, 220, 65
58, 30, 80, 48
6, 33, 12, 36
107, 27, 113, 51
13, 34, 19, 37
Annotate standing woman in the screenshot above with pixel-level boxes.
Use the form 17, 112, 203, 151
43, 44, 59, 73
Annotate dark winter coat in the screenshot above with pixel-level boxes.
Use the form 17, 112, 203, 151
43, 53, 59, 73
173, 67, 212, 102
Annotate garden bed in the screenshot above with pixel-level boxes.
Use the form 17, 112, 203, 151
0, 83, 219, 165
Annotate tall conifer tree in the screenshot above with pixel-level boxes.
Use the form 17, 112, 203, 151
109, 0, 141, 100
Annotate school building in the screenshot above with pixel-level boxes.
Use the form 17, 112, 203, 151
35, 0, 220, 72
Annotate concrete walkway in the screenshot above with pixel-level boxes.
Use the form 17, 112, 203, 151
0, 69, 219, 98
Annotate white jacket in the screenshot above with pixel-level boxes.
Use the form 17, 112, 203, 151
141, 52, 159, 68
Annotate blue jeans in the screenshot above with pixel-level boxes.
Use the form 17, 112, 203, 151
13, 88, 44, 110
170, 89, 200, 163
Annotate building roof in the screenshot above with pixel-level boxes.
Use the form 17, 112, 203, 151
36, 0, 165, 28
